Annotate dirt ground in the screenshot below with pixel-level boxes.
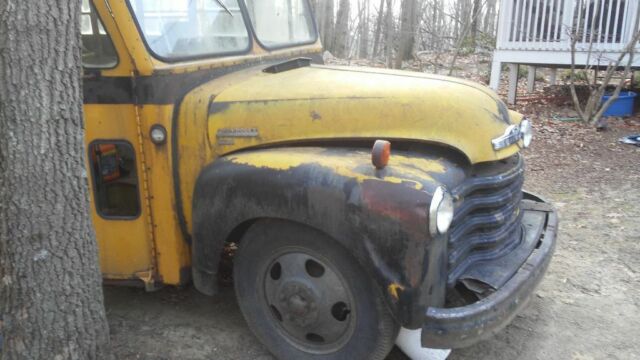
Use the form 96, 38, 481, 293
104, 68, 640, 359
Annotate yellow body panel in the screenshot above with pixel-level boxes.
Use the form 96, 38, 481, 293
84, 105, 154, 278
205, 65, 521, 163
138, 105, 192, 285
175, 66, 522, 230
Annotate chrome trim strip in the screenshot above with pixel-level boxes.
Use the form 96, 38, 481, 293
492, 124, 521, 150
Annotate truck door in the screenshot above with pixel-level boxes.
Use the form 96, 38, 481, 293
82, 0, 156, 287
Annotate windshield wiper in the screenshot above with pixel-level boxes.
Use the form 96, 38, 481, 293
213, 0, 233, 17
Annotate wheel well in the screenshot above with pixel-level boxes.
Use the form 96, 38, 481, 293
224, 217, 339, 247
219, 217, 347, 273
221, 217, 388, 301
223, 218, 260, 246
217, 218, 354, 291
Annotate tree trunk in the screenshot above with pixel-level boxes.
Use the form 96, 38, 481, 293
314, 0, 336, 53
358, 0, 370, 59
432, 0, 441, 51
483, 0, 496, 37
0, 1, 110, 359
385, 0, 394, 68
371, 0, 386, 59
334, 0, 351, 58
453, 0, 461, 41
394, 0, 417, 69
470, 0, 482, 48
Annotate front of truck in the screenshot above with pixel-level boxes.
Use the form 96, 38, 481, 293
116, 0, 557, 355
188, 61, 558, 350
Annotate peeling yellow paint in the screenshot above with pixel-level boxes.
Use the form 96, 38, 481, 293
228, 148, 432, 189
393, 155, 447, 174
388, 283, 406, 300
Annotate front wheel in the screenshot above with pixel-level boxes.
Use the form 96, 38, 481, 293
234, 220, 399, 360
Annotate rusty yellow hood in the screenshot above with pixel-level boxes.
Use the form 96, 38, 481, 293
206, 65, 522, 164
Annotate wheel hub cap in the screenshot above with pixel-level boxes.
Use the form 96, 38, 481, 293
278, 282, 318, 327
263, 251, 356, 352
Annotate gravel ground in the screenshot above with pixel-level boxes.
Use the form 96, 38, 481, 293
104, 107, 640, 360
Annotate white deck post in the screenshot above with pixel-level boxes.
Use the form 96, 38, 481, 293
508, 63, 518, 105
490, 59, 502, 90
527, 66, 536, 93
549, 68, 557, 85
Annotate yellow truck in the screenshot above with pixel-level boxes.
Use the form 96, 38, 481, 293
82, 0, 557, 358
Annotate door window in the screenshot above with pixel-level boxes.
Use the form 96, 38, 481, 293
82, 0, 118, 68
89, 142, 141, 218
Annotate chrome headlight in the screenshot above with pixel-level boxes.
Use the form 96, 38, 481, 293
429, 186, 454, 236
519, 119, 533, 148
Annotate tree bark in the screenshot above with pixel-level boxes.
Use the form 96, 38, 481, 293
385, 0, 394, 68
358, 0, 370, 59
0, 1, 110, 359
395, 0, 417, 69
470, 0, 482, 48
483, 0, 496, 37
334, 0, 351, 58
371, 0, 386, 59
313, 0, 336, 53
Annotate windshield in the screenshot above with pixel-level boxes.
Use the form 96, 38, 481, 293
128, 0, 250, 60
244, 0, 316, 48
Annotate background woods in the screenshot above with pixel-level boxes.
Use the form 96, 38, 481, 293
309, 0, 499, 70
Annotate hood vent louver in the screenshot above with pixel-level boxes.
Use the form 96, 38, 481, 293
263, 57, 312, 74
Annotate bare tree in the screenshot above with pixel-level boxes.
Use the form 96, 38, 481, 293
359, 0, 371, 59
394, 0, 418, 68
314, 0, 336, 53
316, 0, 500, 69
0, 1, 110, 359
385, 0, 395, 68
447, 0, 486, 75
569, 29, 640, 125
371, 0, 386, 59
483, 0, 497, 38
470, 0, 482, 48
334, 0, 351, 57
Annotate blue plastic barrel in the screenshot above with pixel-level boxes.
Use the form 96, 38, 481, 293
602, 91, 636, 117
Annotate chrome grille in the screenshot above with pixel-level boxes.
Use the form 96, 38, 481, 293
447, 155, 525, 288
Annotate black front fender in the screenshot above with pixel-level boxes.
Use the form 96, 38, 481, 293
191, 146, 466, 327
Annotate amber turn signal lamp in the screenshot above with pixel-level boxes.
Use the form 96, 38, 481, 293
372, 140, 391, 169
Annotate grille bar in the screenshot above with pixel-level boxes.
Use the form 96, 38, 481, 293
451, 156, 524, 198
452, 175, 524, 224
447, 155, 525, 288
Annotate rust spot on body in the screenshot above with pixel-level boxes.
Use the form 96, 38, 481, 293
388, 283, 405, 300
310, 110, 322, 121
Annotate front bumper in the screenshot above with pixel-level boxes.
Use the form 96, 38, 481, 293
421, 192, 558, 349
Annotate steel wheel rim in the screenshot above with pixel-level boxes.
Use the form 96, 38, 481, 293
262, 247, 356, 354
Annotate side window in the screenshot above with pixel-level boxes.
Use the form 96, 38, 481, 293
89, 142, 141, 218
82, 0, 118, 68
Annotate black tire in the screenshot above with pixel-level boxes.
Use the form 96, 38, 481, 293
234, 220, 399, 360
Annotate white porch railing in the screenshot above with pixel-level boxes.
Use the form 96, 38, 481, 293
491, 0, 640, 99
496, 0, 640, 52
